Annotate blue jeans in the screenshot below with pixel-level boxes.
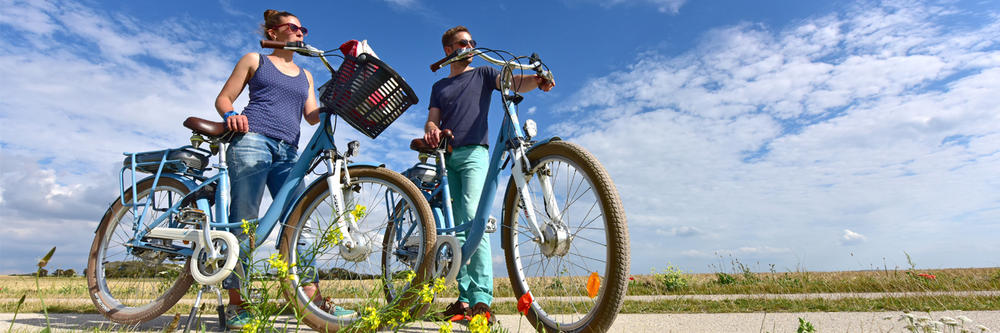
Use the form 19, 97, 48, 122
446, 145, 493, 306
222, 132, 300, 289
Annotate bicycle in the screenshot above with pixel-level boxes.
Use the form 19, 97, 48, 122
85, 40, 434, 332
398, 47, 630, 332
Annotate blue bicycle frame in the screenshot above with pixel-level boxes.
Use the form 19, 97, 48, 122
117, 113, 361, 258
419, 79, 557, 265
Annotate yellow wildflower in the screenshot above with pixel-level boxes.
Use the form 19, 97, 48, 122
419, 284, 434, 304
438, 321, 453, 333
267, 253, 290, 278
403, 270, 416, 283
351, 204, 367, 221
469, 314, 489, 333
400, 310, 410, 322
322, 225, 344, 248
240, 219, 252, 235
433, 277, 446, 292
387, 318, 398, 329
361, 306, 380, 330
242, 318, 262, 333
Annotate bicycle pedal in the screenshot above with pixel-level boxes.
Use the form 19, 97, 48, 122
485, 216, 497, 233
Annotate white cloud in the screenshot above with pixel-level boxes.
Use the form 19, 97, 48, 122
382, 0, 419, 9
0, 0, 259, 273
655, 226, 703, 237
841, 229, 866, 245
599, 0, 688, 14
560, 0, 1000, 271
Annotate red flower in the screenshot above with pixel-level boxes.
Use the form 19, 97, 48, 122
917, 273, 936, 280
517, 292, 534, 315
629, 276, 635, 281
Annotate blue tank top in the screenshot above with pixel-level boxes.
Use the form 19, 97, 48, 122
242, 54, 309, 147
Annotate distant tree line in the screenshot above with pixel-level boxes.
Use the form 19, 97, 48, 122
14, 268, 79, 277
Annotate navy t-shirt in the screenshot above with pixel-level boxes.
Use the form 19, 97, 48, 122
428, 66, 500, 148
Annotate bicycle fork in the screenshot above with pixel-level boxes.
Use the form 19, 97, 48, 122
323, 153, 361, 250
509, 145, 564, 246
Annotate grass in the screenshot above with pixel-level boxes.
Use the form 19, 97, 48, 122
5, 267, 997, 300
626, 267, 1000, 295
4, 267, 998, 315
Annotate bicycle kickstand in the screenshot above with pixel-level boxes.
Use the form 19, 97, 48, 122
183, 285, 226, 332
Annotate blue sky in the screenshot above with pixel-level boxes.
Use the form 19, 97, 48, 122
1, 0, 999, 276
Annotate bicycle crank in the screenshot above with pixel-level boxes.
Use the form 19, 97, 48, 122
146, 227, 240, 285
428, 235, 461, 283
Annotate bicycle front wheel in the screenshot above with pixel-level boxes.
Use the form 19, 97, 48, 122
502, 140, 630, 333
86, 177, 195, 324
279, 166, 435, 333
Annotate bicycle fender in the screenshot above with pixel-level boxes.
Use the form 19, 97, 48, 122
347, 162, 385, 168
97, 174, 198, 233
528, 136, 562, 151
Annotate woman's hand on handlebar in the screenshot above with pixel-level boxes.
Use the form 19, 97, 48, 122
227, 114, 249, 133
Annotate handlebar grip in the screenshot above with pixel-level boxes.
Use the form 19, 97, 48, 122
430, 49, 462, 72
260, 40, 304, 49
430, 56, 451, 72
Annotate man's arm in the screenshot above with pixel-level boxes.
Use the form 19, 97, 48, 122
499, 74, 556, 93
424, 107, 442, 146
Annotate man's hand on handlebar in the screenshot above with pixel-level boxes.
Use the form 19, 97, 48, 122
536, 75, 555, 92
227, 114, 249, 133
424, 127, 442, 147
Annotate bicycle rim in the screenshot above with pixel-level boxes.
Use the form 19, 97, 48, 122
503, 141, 629, 332
86, 177, 194, 324
281, 167, 434, 332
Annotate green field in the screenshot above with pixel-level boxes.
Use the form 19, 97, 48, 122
4, 267, 998, 315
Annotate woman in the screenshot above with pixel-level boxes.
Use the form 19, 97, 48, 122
215, 9, 353, 329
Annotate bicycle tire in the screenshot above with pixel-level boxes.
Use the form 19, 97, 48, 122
279, 166, 436, 332
86, 177, 195, 324
502, 140, 630, 333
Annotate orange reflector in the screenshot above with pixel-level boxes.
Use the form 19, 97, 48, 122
183, 240, 189, 245
586, 272, 600, 299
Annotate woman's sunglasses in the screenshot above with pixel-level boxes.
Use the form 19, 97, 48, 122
273, 23, 308, 35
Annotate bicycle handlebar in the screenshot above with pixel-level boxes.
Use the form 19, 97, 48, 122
259, 40, 327, 57
430, 48, 554, 83
259, 40, 335, 75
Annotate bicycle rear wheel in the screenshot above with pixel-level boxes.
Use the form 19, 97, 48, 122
86, 177, 195, 324
279, 166, 435, 332
502, 140, 629, 333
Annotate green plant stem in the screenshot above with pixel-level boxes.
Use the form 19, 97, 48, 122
8, 294, 25, 332
35, 270, 52, 331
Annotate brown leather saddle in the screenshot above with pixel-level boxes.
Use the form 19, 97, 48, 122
409, 129, 453, 154
183, 117, 229, 137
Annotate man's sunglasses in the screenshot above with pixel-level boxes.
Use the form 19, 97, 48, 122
274, 23, 308, 35
452, 39, 477, 48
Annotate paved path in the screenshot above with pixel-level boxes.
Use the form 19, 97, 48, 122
3, 311, 998, 332
7, 290, 1000, 305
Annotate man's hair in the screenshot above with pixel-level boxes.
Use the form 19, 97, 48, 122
441, 26, 469, 47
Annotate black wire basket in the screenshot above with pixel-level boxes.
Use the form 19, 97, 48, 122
319, 53, 419, 139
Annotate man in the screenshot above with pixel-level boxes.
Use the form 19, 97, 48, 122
424, 25, 554, 323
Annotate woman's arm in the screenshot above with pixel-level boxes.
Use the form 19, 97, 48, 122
302, 69, 320, 125
216, 53, 259, 132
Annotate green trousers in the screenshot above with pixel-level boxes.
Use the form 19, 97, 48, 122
446, 145, 493, 306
